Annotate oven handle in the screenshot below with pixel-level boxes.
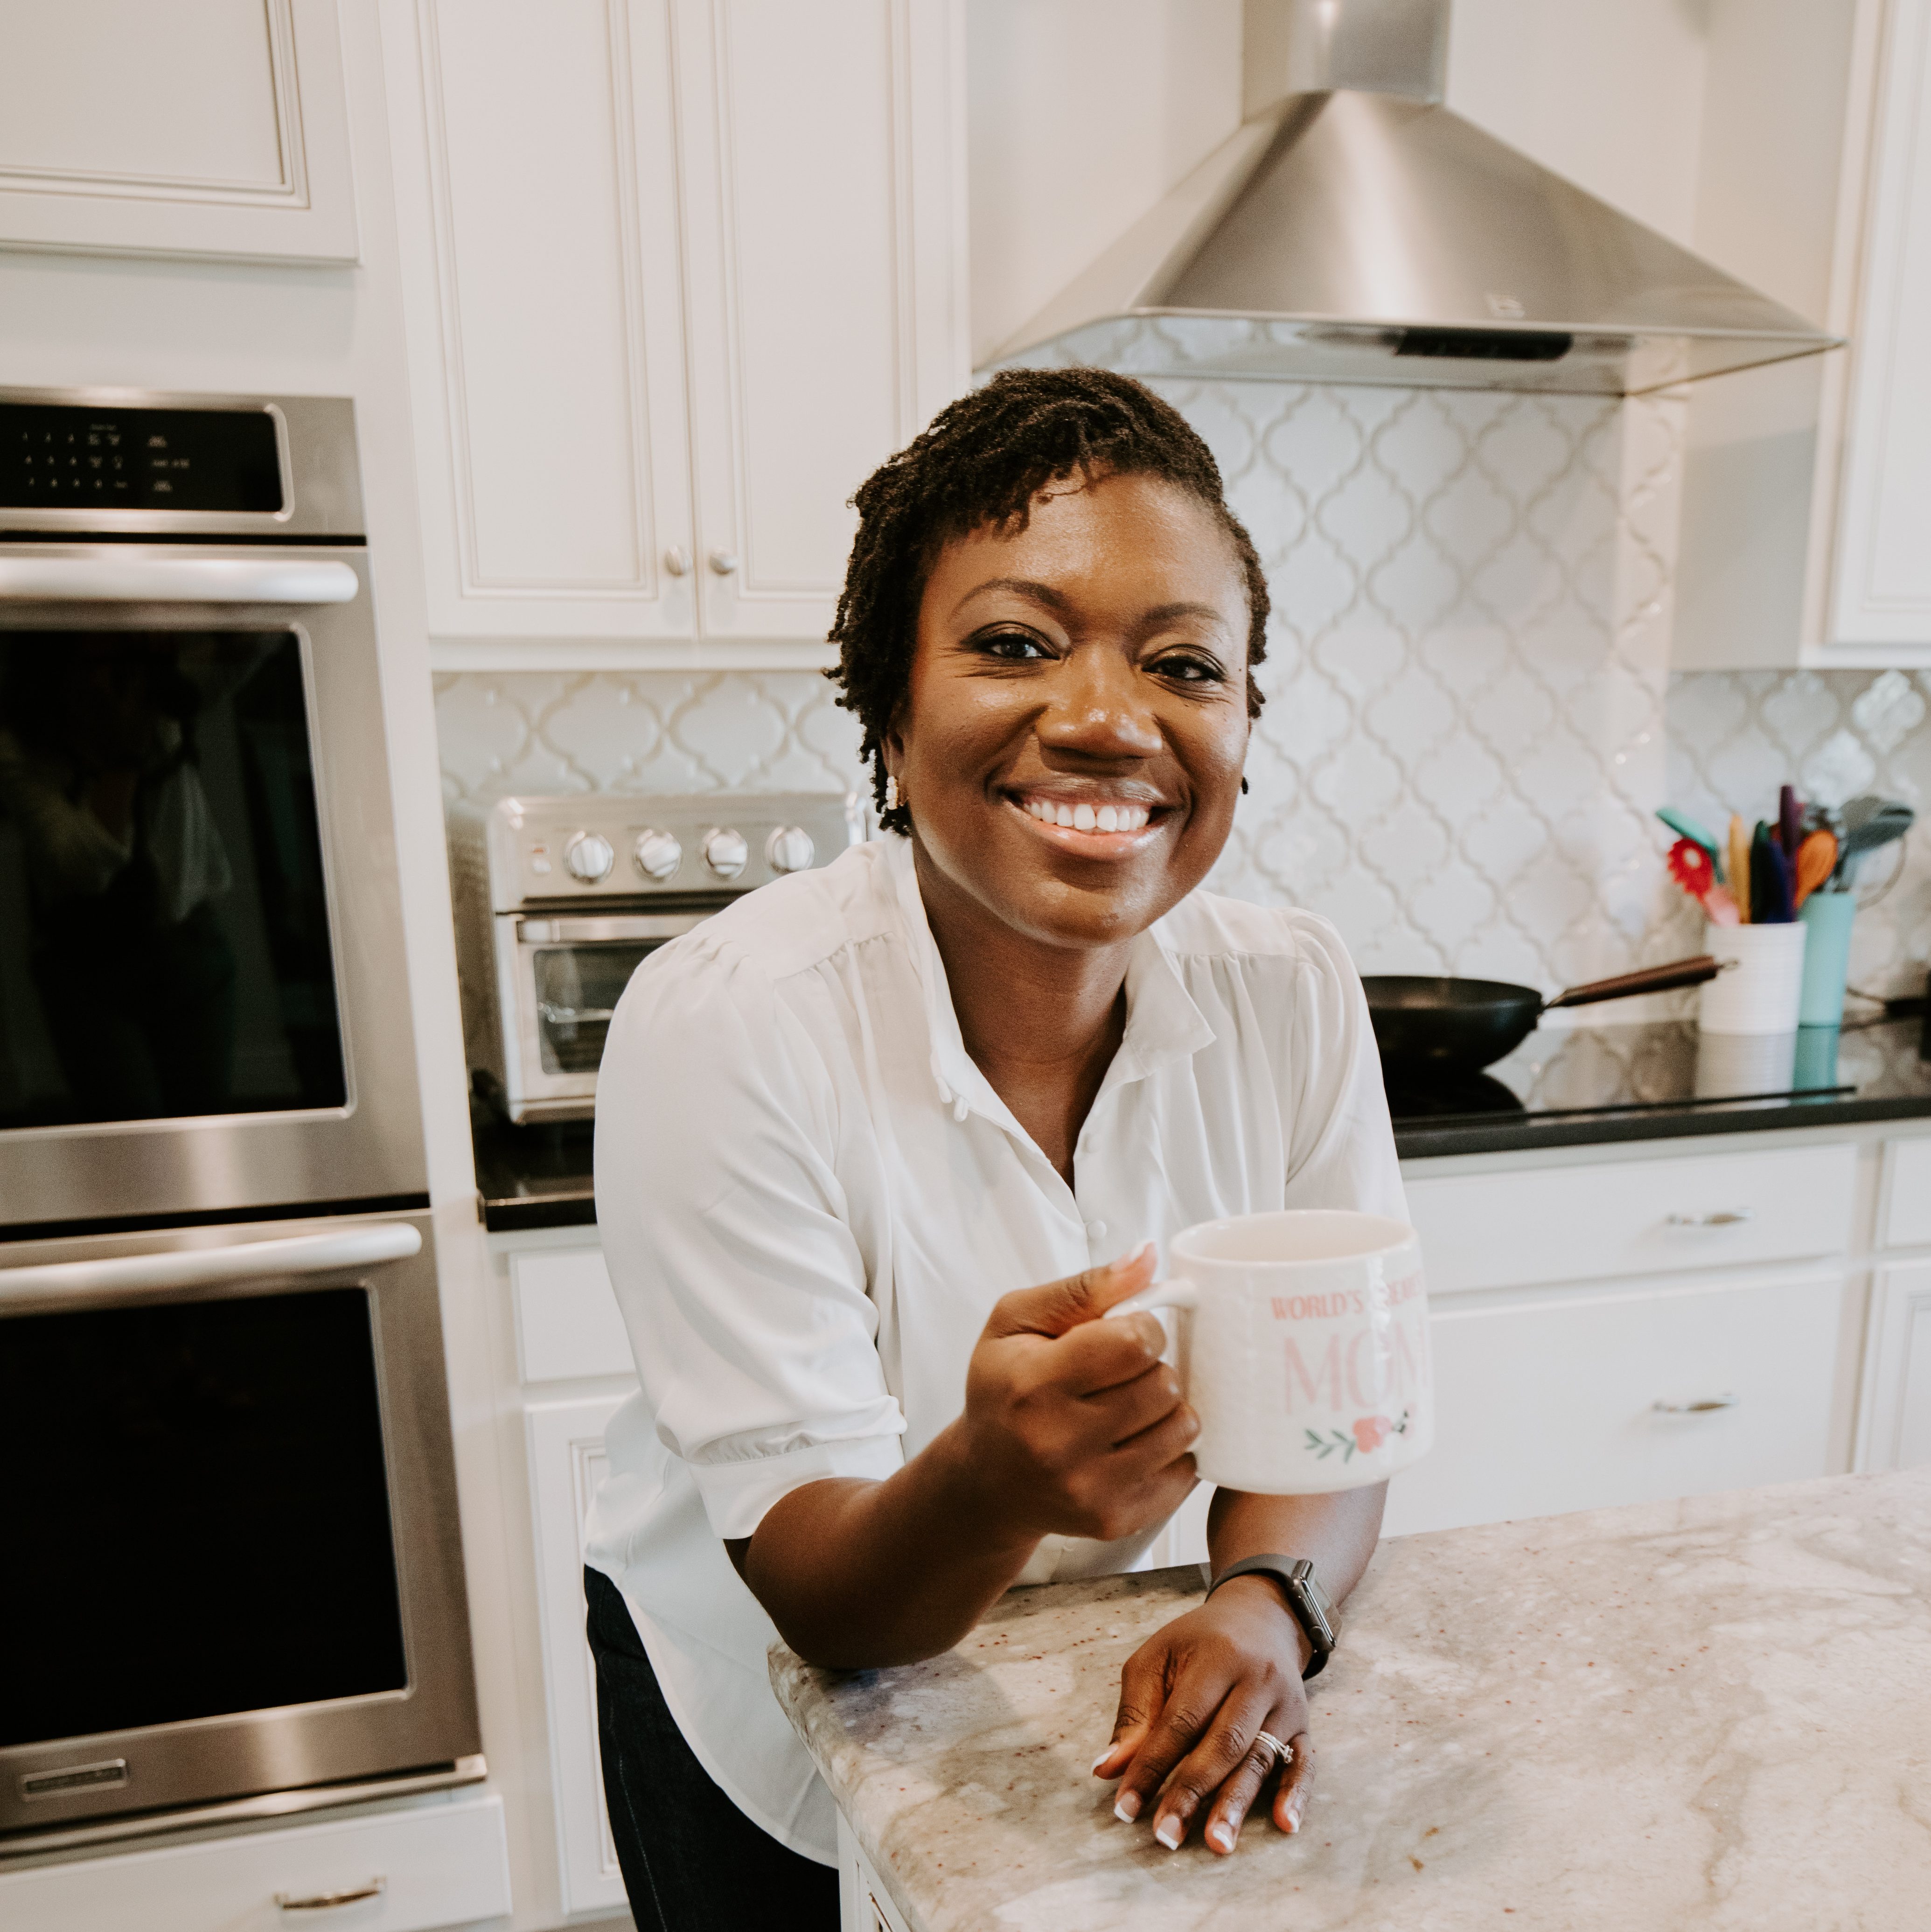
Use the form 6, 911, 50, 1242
0, 1223, 421, 1306
517, 913, 710, 943
0, 555, 360, 604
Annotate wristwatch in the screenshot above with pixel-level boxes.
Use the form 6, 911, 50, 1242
1206, 1555, 1338, 1679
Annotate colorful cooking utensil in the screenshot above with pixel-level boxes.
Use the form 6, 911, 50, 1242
1666, 837, 1715, 900
1702, 883, 1742, 926
1729, 816, 1753, 924
1778, 784, 1802, 857
1657, 807, 1723, 879
1792, 829, 1837, 909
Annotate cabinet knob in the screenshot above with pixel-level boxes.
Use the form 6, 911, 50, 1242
708, 550, 739, 577
1652, 1393, 1740, 1413
662, 546, 692, 577
1664, 1209, 1754, 1228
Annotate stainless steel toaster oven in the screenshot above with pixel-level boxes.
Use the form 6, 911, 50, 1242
449, 791, 863, 1123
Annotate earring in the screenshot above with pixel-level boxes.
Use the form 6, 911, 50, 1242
1240, 775, 1250, 795
884, 772, 900, 813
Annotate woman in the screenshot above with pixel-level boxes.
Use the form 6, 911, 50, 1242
584, 369, 1402, 1929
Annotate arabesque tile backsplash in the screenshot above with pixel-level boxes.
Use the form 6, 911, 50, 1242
434, 379, 1931, 1007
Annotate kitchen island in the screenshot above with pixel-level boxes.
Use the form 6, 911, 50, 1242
771, 1469, 1931, 1931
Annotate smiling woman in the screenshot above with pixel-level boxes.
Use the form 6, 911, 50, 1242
583, 370, 1404, 1932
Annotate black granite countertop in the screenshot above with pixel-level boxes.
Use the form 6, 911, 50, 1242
474, 1015, 1931, 1231
473, 1109, 596, 1232
1391, 1012, 1931, 1159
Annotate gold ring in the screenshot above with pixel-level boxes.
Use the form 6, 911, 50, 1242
1253, 1729, 1293, 1770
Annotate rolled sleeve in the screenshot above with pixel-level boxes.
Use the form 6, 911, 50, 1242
594, 939, 906, 1542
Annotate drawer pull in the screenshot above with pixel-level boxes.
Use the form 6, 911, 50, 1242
1653, 1393, 1740, 1414
1665, 1209, 1755, 1228
274, 1877, 386, 1911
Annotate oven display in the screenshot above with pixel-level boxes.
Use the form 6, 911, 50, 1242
0, 403, 283, 514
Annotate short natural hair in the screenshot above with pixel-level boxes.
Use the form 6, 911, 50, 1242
827, 367, 1269, 834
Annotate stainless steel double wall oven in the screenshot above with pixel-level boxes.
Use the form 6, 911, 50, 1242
0, 390, 481, 1852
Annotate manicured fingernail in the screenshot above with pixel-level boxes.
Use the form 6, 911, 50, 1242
1125, 1239, 1155, 1267
1155, 1814, 1184, 1850
1285, 1797, 1305, 1834
1091, 1748, 1114, 1774
1113, 1791, 1140, 1823
1206, 1820, 1234, 1853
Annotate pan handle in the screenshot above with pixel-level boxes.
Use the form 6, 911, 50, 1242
1543, 955, 1727, 1010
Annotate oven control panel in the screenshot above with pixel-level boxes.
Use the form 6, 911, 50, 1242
455, 791, 868, 912
1, 400, 284, 513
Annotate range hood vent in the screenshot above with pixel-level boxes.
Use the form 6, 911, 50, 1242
991, 0, 1840, 396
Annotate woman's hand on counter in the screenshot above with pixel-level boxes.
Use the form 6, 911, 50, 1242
1095, 1482, 1386, 1855
1093, 1580, 1312, 1854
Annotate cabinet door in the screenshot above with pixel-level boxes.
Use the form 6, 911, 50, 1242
1381, 1270, 1850, 1539
0, 0, 357, 263
674, 0, 967, 643
1830, 0, 1931, 647
526, 1391, 634, 1919
393, 0, 697, 641
1859, 1262, 1931, 1470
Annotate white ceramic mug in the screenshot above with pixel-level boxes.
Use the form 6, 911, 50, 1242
1107, 1210, 1433, 1495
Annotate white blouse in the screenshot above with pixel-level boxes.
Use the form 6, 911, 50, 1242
584, 835, 1405, 1863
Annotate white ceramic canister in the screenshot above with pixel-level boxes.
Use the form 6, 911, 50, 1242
1107, 1209, 1432, 1495
1697, 921, 1808, 1034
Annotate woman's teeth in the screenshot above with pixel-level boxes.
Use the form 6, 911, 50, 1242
1021, 799, 1150, 833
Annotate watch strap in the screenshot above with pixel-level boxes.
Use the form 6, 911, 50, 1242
1206, 1554, 1336, 1680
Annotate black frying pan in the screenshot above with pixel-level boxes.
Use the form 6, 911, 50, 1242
1364, 956, 1726, 1077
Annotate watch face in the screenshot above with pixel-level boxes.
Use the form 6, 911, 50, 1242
1291, 1574, 1338, 1649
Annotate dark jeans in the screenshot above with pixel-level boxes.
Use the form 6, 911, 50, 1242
585, 1567, 839, 1932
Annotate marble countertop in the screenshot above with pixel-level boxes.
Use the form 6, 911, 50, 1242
770, 1469, 1931, 1931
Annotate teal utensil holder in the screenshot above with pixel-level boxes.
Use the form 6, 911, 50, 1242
1798, 893, 1856, 1026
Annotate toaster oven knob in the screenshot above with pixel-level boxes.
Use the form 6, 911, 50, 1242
565, 831, 615, 883
633, 829, 683, 882
702, 827, 749, 881
766, 825, 816, 874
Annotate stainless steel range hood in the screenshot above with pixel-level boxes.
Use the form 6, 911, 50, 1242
991, 0, 1840, 396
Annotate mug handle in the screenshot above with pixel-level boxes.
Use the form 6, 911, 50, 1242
1104, 1277, 1199, 1320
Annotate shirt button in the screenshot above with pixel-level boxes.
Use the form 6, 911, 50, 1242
1086, 1219, 1108, 1239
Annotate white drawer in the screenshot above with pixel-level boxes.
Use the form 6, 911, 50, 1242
1382, 1269, 1849, 1538
1881, 1139, 1931, 1248
511, 1245, 633, 1382
0, 1793, 510, 1932
1405, 1143, 1856, 1294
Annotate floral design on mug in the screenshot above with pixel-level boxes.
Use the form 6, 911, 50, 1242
1305, 1410, 1411, 1462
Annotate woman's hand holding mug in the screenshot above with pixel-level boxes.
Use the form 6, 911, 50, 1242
954, 1242, 1201, 1546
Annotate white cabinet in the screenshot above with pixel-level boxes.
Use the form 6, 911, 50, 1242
1826, 0, 1931, 650
1383, 1268, 1851, 1538
1859, 1262, 1931, 1470
389, 0, 967, 658
1880, 1137, 1931, 1249
495, 1229, 637, 1919
0, 0, 358, 263
1403, 1143, 1856, 1296
1677, 0, 1931, 665
525, 1392, 632, 1919
0, 1793, 510, 1932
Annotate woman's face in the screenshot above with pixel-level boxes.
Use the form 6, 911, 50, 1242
888, 470, 1252, 951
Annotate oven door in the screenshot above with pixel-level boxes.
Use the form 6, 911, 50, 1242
0, 1208, 481, 1849
0, 547, 425, 1230
495, 910, 709, 1123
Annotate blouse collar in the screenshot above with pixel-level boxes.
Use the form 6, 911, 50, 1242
877, 834, 1215, 1131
